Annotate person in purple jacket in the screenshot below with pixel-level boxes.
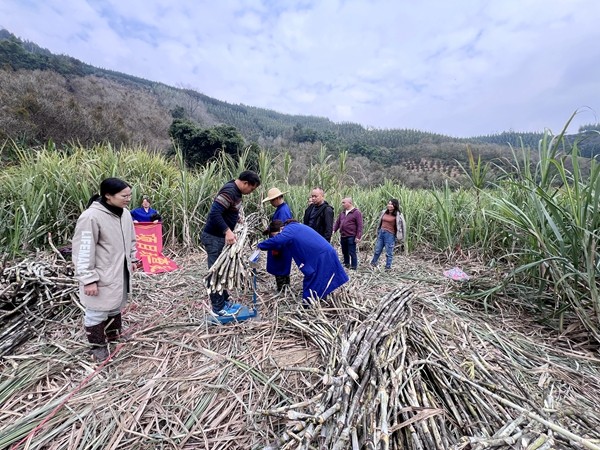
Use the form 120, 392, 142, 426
333, 197, 363, 270
262, 187, 293, 292
258, 219, 349, 306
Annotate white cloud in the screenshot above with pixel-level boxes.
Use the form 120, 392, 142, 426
1, 0, 599, 136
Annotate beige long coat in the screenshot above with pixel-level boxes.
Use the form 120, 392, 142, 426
72, 202, 137, 311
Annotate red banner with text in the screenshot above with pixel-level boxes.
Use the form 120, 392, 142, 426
134, 223, 178, 274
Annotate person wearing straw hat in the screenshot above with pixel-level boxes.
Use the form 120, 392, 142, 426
262, 187, 293, 291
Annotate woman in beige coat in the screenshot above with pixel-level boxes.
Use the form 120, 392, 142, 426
72, 178, 138, 361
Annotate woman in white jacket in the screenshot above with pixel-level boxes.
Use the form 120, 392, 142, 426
72, 178, 138, 361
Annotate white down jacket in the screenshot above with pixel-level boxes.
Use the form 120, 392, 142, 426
72, 202, 137, 311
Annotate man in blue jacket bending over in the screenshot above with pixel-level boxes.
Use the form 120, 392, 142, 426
258, 219, 349, 306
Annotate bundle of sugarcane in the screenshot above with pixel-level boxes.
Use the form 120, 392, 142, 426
260, 286, 416, 449
206, 212, 262, 295
264, 284, 600, 450
0, 256, 78, 356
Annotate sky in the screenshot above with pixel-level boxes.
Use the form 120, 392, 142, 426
2, 0, 600, 138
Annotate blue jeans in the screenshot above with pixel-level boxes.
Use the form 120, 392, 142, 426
340, 236, 358, 269
371, 230, 395, 269
201, 231, 229, 311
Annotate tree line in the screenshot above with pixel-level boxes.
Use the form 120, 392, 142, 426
1, 28, 598, 186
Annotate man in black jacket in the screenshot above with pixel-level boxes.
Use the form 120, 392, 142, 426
303, 187, 334, 242
202, 170, 261, 317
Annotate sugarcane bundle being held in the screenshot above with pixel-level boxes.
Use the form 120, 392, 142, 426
206, 211, 261, 295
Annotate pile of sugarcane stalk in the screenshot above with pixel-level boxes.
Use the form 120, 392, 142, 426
2, 252, 600, 450
0, 256, 78, 356
262, 286, 600, 450
260, 287, 416, 449
206, 212, 262, 295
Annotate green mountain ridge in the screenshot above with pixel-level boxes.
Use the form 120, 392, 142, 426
1, 28, 598, 186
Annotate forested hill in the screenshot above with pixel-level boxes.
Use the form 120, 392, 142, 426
1, 29, 598, 186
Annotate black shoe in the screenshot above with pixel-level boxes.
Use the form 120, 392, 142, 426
105, 314, 129, 342
90, 346, 109, 361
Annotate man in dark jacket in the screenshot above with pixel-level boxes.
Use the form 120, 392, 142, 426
303, 187, 334, 242
201, 170, 261, 317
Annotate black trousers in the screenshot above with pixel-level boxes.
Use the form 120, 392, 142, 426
275, 275, 290, 291
340, 236, 358, 269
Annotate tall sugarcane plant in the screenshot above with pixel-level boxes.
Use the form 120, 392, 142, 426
1, 128, 599, 342
485, 128, 600, 339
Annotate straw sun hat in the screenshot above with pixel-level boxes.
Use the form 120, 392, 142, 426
262, 187, 287, 203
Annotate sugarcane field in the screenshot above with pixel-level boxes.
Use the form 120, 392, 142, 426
1, 139, 600, 450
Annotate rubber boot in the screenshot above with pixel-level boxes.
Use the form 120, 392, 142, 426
85, 322, 109, 361
105, 313, 129, 342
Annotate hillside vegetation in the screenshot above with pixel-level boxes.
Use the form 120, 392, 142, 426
1, 28, 599, 187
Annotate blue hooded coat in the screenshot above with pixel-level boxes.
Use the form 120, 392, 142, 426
258, 222, 349, 300
266, 202, 294, 276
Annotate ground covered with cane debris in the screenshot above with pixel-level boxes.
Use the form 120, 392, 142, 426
1, 250, 600, 450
